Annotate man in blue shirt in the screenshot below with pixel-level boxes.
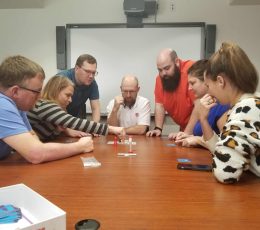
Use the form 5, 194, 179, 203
57, 54, 100, 122
0, 55, 93, 163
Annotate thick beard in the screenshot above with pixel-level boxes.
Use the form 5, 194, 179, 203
161, 66, 181, 92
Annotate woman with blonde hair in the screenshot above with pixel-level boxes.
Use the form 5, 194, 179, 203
28, 75, 124, 140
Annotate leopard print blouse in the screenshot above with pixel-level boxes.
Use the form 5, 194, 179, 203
212, 94, 260, 183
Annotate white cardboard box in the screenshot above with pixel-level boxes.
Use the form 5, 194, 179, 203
0, 184, 66, 230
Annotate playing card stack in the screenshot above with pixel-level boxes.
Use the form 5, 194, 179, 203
81, 156, 101, 167
0, 204, 22, 224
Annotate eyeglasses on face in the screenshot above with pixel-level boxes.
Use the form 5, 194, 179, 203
80, 67, 98, 76
121, 90, 138, 94
19, 86, 42, 94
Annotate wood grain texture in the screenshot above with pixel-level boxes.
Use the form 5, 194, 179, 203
0, 135, 260, 230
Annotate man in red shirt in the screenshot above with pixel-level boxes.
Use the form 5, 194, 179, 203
146, 48, 195, 137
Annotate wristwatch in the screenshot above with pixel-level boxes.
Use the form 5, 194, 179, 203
154, 126, 162, 132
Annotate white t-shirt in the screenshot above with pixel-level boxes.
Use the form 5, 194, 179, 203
106, 95, 151, 128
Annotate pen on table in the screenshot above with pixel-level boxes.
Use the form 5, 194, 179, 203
118, 153, 137, 157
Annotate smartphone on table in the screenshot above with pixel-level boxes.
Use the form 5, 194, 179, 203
177, 163, 212, 172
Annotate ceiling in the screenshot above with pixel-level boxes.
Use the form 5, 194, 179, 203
0, 0, 44, 9
0, 0, 260, 9
229, 0, 260, 5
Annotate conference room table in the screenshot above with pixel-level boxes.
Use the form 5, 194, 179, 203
0, 135, 260, 229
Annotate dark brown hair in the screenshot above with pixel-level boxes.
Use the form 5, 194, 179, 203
75, 54, 97, 67
187, 59, 208, 81
205, 42, 258, 93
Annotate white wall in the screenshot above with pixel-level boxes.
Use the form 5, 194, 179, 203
0, 0, 259, 87
68, 25, 204, 113
1, 0, 259, 134
0, 0, 259, 89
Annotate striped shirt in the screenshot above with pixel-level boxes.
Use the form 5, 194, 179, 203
28, 100, 108, 141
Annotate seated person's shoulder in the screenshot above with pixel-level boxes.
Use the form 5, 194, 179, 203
107, 98, 115, 107
236, 94, 259, 108
138, 95, 150, 103
35, 99, 58, 108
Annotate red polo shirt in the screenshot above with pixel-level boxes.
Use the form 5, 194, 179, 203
154, 59, 195, 130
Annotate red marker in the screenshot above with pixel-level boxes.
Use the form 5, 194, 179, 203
114, 136, 118, 145
128, 136, 133, 153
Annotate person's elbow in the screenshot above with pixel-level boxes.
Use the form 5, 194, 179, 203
23, 149, 45, 164
213, 167, 241, 184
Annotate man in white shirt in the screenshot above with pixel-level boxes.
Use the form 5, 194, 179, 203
107, 74, 151, 135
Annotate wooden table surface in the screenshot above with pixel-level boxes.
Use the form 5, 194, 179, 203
0, 135, 260, 230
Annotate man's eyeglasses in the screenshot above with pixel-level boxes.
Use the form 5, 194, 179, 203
19, 86, 41, 94
80, 67, 98, 77
121, 90, 138, 95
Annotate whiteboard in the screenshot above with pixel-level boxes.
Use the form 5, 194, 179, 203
66, 23, 205, 114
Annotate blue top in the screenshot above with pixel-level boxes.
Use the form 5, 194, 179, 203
193, 103, 229, 136
0, 93, 32, 159
57, 68, 99, 118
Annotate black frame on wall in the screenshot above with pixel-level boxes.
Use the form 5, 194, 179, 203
56, 22, 216, 70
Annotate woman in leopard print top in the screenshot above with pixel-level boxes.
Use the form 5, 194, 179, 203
199, 42, 260, 184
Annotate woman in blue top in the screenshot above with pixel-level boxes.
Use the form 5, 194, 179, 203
168, 59, 229, 148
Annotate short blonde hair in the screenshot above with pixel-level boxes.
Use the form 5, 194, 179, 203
42, 75, 74, 102
0, 55, 45, 88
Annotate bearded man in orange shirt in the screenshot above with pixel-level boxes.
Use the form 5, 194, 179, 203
146, 48, 195, 137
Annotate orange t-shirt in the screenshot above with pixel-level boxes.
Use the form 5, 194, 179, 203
154, 60, 195, 130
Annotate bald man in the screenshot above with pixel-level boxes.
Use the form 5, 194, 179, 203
146, 49, 195, 137
107, 75, 151, 135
